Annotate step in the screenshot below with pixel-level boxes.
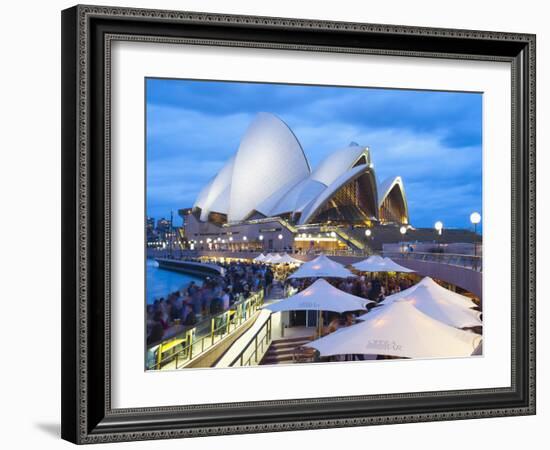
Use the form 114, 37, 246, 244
271, 337, 312, 346
264, 348, 305, 358
268, 342, 311, 353
261, 354, 295, 364
271, 336, 313, 345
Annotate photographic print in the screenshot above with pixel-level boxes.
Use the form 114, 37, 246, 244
145, 78, 483, 371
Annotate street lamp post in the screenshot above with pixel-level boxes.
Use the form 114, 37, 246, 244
399, 225, 407, 254
434, 221, 443, 253
470, 212, 481, 261
365, 228, 372, 256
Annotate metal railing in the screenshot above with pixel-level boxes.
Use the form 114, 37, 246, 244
224, 216, 298, 233
383, 251, 482, 272
148, 290, 265, 370
230, 316, 273, 367
331, 228, 367, 253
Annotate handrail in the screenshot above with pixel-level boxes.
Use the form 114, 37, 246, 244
148, 290, 264, 370
331, 228, 366, 252
295, 224, 368, 254
224, 216, 298, 233
384, 251, 482, 272
229, 315, 273, 367
147, 289, 245, 350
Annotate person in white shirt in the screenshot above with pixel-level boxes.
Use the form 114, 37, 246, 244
222, 288, 231, 311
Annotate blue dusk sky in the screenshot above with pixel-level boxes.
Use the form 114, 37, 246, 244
146, 78, 482, 230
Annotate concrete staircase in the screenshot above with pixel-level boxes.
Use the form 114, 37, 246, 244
266, 281, 285, 300
260, 336, 313, 365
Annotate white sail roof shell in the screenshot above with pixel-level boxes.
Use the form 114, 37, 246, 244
310, 144, 369, 186
378, 175, 406, 208
193, 155, 235, 221
193, 177, 214, 212
228, 113, 311, 222
298, 164, 368, 225
255, 177, 326, 217
190, 113, 407, 226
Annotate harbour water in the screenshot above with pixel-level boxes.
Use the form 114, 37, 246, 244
146, 258, 203, 304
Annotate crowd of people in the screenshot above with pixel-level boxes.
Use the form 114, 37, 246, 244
287, 274, 414, 303
146, 261, 274, 345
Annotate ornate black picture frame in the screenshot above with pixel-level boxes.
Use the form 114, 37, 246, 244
61, 4, 536, 444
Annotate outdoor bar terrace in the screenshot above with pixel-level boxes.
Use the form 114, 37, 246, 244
147, 245, 482, 370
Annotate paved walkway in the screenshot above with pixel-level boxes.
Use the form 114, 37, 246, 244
265, 281, 285, 301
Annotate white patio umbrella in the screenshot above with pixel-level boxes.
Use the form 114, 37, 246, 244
253, 253, 267, 262
382, 257, 416, 273
264, 278, 372, 314
288, 254, 356, 279
307, 300, 482, 359
277, 253, 303, 264
360, 285, 482, 328
264, 253, 282, 264
352, 255, 415, 273
472, 340, 483, 356
382, 276, 478, 310
350, 255, 385, 272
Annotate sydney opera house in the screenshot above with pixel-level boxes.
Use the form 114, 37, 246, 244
181, 112, 409, 253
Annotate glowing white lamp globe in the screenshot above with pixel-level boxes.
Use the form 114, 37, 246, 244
365, 229, 372, 237
434, 221, 443, 235
470, 212, 481, 224
399, 226, 407, 235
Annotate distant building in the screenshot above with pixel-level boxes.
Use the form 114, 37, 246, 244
190, 112, 408, 226
146, 217, 156, 240
181, 112, 412, 253
156, 218, 171, 240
